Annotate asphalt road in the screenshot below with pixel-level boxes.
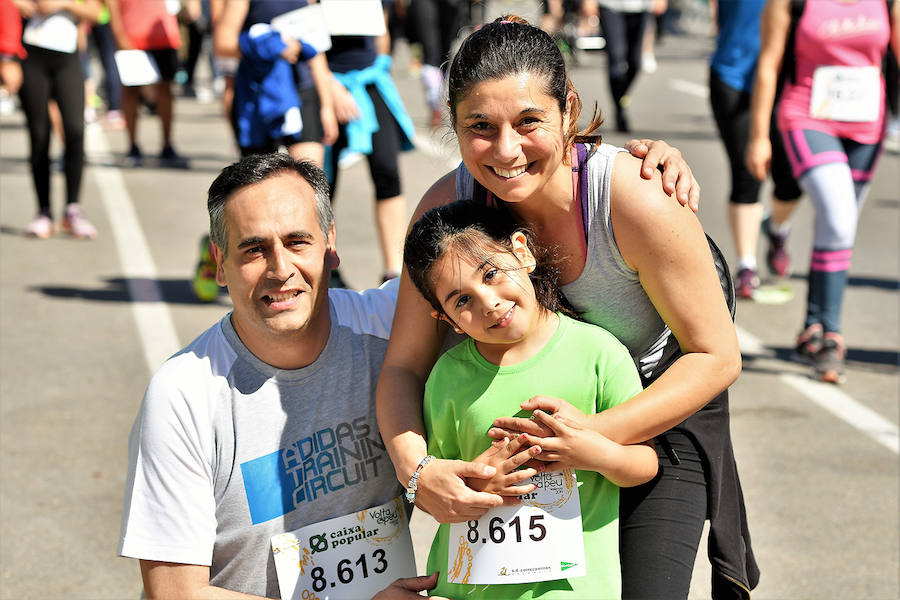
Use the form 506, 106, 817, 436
0, 27, 897, 600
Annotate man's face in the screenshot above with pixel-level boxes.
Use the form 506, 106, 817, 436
213, 172, 337, 361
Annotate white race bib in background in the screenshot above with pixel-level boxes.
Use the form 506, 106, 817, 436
809, 66, 880, 123
23, 13, 78, 54
447, 469, 586, 585
114, 50, 161, 87
270, 4, 332, 52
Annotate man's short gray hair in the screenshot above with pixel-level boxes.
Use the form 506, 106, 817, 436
207, 153, 333, 252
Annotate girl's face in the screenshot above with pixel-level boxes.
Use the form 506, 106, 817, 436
454, 73, 572, 205
430, 233, 553, 364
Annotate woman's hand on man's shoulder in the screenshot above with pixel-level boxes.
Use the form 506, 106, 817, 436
625, 138, 701, 212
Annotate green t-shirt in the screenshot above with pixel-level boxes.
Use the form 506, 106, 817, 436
424, 313, 643, 599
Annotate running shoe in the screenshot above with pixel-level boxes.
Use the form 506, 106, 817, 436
125, 144, 143, 167
794, 323, 824, 364
814, 332, 846, 384
105, 110, 125, 130
735, 267, 760, 300
762, 216, 790, 277
159, 145, 189, 169
192, 234, 220, 302
25, 213, 53, 239
62, 204, 97, 239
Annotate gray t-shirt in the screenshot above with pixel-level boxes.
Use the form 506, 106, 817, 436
119, 286, 402, 597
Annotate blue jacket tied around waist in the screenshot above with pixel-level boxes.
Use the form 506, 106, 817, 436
332, 54, 415, 159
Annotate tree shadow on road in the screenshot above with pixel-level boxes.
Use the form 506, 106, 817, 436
31, 276, 229, 306
788, 273, 899, 292
744, 346, 900, 375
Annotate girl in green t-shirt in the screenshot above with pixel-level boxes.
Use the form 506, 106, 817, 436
404, 200, 658, 599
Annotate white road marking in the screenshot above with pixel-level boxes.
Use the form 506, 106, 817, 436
86, 127, 181, 375
737, 325, 899, 455
670, 78, 710, 99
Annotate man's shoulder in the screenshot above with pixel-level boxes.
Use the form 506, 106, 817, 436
148, 318, 236, 395
328, 279, 398, 341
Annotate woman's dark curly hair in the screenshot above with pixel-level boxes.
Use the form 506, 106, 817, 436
404, 200, 574, 319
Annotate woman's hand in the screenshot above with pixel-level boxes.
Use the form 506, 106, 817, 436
320, 104, 339, 145
745, 136, 772, 181
469, 435, 542, 499
332, 78, 360, 124
412, 458, 504, 523
624, 138, 701, 212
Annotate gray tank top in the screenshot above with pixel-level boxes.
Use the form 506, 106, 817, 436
455, 143, 675, 377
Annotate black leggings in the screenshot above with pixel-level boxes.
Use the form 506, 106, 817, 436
19, 44, 85, 213
328, 84, 402, 200
597, 7, 648, 105
406, 0, 462, 69
709, 69, 762, 205
620, 429, 708, 599
709, 68, 802, 204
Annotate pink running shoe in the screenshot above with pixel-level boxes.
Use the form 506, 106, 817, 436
762, 216, 791, 277
26, 213, 53, 239
62, 204, 97, 240
793, 323, 824, 364
814, 332, 846, 384
735, 267, 760, 300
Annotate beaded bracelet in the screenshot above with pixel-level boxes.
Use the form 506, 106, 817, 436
404, 455, 436, 503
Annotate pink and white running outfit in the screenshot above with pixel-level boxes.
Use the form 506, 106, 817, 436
776, 0, 892, 334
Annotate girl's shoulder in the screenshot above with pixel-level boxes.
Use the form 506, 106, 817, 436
560, 314, 628, 351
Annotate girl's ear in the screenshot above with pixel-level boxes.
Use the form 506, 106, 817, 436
431, 310, 464, 334
510, 231, 537, 273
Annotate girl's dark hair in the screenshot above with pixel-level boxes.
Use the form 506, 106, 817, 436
446, 14, 603, 156
404, 200, 574, 319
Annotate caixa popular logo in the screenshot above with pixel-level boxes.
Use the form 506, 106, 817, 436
369, 505, 399, 525
308, 525, 382, 554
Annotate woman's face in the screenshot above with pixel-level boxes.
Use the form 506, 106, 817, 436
454, 73, 570, 205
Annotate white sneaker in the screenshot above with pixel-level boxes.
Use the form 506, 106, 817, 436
26, 213, 53, 238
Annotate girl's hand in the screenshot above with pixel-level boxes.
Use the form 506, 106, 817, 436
470, 436, 543, 503
488, 396, 587, 444
624, 138, 701, 212
526, 411, 659, 487
520, 410, 612, 471
412, 458, 504, 523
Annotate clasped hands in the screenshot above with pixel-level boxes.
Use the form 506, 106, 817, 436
411, 396, 603, 523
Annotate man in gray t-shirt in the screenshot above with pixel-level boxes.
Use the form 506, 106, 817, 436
118, 154, 437, 599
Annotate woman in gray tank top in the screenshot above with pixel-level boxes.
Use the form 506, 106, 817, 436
376, 15, 756, 600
